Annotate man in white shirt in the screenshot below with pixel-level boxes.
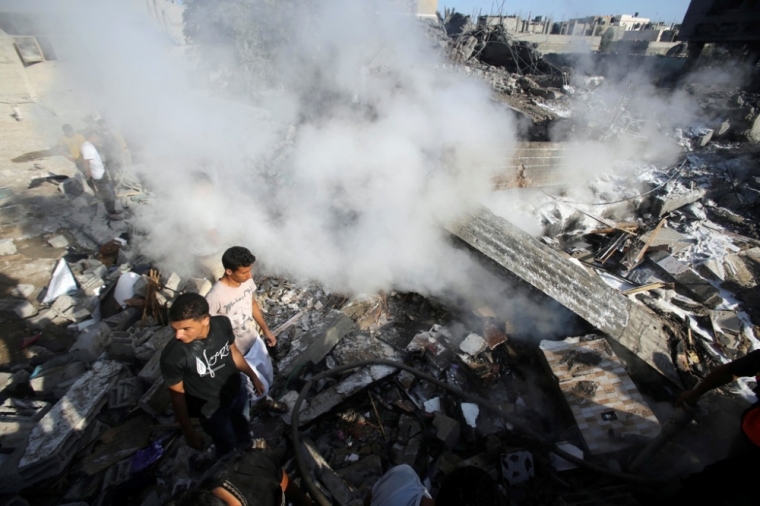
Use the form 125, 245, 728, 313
81, 131, 122, 220
205, 246, 287, 413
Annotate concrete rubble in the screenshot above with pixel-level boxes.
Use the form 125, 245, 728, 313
0, 6, 759, 506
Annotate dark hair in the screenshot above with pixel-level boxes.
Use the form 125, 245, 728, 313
86, 129, 101, 140
222, 246, 256, 272
174, 489, 226, 506
62, 124, 74, 134
436, 466, 506, 506
169, 293, 210, 322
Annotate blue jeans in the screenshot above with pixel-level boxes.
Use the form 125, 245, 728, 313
199, 385, 252, 456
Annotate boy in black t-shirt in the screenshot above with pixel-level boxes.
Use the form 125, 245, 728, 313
161, 293, 266, 455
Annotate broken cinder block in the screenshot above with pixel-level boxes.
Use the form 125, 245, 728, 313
433, 413, 460, 450
47, 235, 69, 249
460, 333, 487, 356
279, 310, 357, 375
0, 239, 17, 256
648, 250, 722, 307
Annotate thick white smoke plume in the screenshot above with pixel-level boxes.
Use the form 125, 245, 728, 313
19, 0, 521, 297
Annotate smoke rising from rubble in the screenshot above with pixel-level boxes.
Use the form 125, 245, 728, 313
17, 0, 579, 339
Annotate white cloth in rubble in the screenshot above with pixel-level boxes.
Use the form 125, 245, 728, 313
241, 336, 274, 402
370, 465, 432, 506
80, 141, 105, 179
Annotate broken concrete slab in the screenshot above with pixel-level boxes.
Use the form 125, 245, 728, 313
639, 227, 695, 255
0, 238, 17, 256
0, 299, 38, 319
109, 376, 144, 409
47, 235, 69, 249
648, 250, 723, 307
460, 333, 487, 356
0, 420, 36, 449
289, 364, 397, 427
19, 360, 123, 487
300, 438, 361, 506
447, 207, 682, 386
401, 433, 423, 467
492, 142, 571, 189
279, 310, 357, 376
162, 272, 182, 291
651, 187, 706, 217
433, 413, 461, 450
539, 337, 660, 455
69, 323, 112, 363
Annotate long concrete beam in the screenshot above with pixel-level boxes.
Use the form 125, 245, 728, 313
447, 206, 682, 386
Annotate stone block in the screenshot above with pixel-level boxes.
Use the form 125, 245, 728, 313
47, 235, 69, 249
460, 333, 487, 356
102, 307, 141, 331
0, 299, 37, 319
70, 323, 112, 363
279, 310, 357, 375
0, 372, 12, 391
650, 188, 706, 217
10, 284, 35, 299
433, 413, 460, 450
162, 272, 182, 292
109, 377, 144, 409
0, 239, 16, 256
106, 331, 135, 361
648, 251, 722, 307
13, 300, 37, 319
19, 360, 122, 487
401, 434, 422, 467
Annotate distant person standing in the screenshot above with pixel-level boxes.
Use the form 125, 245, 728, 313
206, 246, 287, 413
80, 131, 123, 220
57, 124, 93, 190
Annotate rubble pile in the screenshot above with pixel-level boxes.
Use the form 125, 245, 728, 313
524, 143, 760, 391
430, 11, 572, 135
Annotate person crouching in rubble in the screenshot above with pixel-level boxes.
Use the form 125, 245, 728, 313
206, 246, 288, 414
161, 293, 266, 456
666, 350, 760, 504
173, 448, 312, 506
81, 130, 123, 220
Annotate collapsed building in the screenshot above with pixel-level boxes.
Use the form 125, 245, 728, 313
1, 2, 760, 506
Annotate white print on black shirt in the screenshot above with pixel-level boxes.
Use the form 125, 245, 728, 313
195, 341, 231, 378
